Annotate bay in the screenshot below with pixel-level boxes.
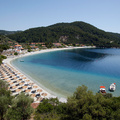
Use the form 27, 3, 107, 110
11, 48, 120, 98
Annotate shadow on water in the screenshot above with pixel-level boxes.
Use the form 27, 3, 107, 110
65, 48, 108, 62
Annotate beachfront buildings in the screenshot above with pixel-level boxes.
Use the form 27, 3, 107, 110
53, 43, 62, 47
14, 44, 24, 53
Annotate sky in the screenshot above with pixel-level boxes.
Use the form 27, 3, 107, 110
0, 0, 120, 33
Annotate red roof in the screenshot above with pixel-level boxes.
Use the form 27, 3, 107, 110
100, 86, 105, 88
15, 45, 21, 47
31, 103, 39, 109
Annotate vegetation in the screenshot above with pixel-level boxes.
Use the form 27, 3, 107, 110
14, 52, 18, 55
0, 35, 16, 46
34, 85, 120, 120
0, 80, 13, 120
0, 43, 8, 64
7, 21, 120, 47
0, 55, 7, 65
5, 93, 33, 120
0, 44, 9, 53
34, 98, 61, 120
0, 80, 33, 120
0, 30, 21, 35
27, 45, 32, 52
1, 79, 120, 119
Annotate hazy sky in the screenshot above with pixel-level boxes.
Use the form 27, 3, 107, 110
0, 0, 120, 33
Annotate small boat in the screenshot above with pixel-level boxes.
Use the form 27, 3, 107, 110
20, 60, 24, 62
109, 83, 116, 92
99, 86, 106, 94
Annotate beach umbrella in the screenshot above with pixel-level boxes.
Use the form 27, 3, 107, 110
31, 94, 36, 98
29, 83, 34, 86
7, 80, 11, 83
37, 89, 43, 92
9, 82, 14, 85
12, 75, 15, 77
19, 83, 24, 85
17, 80, 21, 83
16, 89, 22, 92
25, 89, 31, 93
12, 86, 17, 89
33, 86, 38, 88
41, 93, 47, 96
25, 80, 30, 82
20, 75, 24, 77
23, 77, 27, 79
4, 77, 9, 80
23, 86, 27, 89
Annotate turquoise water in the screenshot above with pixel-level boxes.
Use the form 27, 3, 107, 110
11, 48, 120, 98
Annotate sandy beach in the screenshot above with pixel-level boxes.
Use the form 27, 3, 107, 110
1, 46, 94, 103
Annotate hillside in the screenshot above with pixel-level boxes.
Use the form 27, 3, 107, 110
7, 21, 120, 47
0, 30, 21, 35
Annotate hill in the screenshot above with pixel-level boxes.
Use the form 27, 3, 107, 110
7, 21, 120, 47
0, 30, 22, 35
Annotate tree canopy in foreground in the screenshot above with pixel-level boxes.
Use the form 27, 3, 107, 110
34, 85, 120, 120
0, 80, 33, 120
1, 79, 120, 120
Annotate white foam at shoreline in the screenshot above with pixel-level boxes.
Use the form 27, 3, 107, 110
3, 46, 95, 102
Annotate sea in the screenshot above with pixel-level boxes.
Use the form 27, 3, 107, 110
11, 48, 120, 98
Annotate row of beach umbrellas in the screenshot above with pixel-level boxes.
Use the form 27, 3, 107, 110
0, 63, 48, 102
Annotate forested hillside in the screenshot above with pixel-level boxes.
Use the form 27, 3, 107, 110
0, 30, 21, 35
7, 21, 120, 47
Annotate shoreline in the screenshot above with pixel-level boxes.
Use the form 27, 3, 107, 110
2, 46, 95, 102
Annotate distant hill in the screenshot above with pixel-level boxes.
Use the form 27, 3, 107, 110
0, 30, 22, 35
0, 35, 17, 45
7, 21, 120, 47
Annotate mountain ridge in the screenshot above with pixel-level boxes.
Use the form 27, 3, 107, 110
6, 21, 120, 47
0, 30, 22, 35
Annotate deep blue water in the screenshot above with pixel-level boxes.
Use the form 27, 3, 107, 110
11, 48, 120, 98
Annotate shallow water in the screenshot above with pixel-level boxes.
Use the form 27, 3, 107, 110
11, 48, 120, 98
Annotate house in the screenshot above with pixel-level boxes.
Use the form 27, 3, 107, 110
14, 45, 23, 53
30, 46, 38, 49
31, 43, 36, 46
15, 45, 22, 50
53, 43, 62, 47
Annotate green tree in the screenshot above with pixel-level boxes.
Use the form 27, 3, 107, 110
14, 52, 18, 55
45, 42, 53, 48
0, 80, 12, 120
5, 93, 33, 120
35, 99, 54, 114
0, 55, 7, 65
0, 55, 7, 59
63, 85, 114, 120
0, 57, 2, 65
34, 98, 60, 120
27, 45, 32, 52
